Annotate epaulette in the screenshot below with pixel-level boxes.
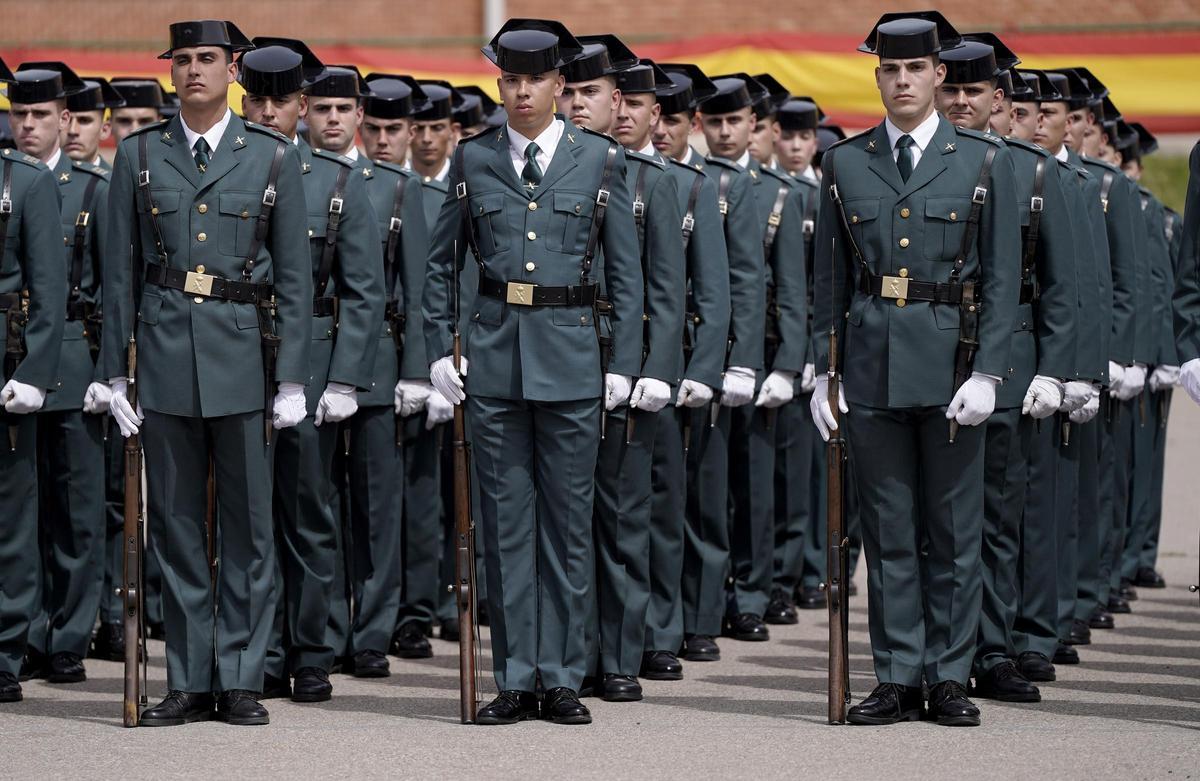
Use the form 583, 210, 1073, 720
667, 157, 707, 179
312, 147, 354, 168
626, 149, 666, 169
372, 159, 410, 178
459, 124, 502, 145
126, 119, 168, 138
759, 165, 794, 186
1004, 137, 1051, 158
243, 121, 290, 143
577, 125, 618, 145
72, 159, 111, 179
1165, 205, 1180, 217
1080, 155, 1122, 175
0, 148, 47, 169
954, 126, 1005, 147
830, 127, 873, 151
792, 173, 818, 191
703, 155, 742, 172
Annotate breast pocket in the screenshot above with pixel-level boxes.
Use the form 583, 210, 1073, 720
145, 189, 180, 254
218, 191, 264, 258
842, 197, 880, 259
550, 192, 595, 254
924, 196, 972, 262
469, 194, 507, 257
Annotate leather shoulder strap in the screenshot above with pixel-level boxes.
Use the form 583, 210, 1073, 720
633, 161, 650, 250
453, 144, 483, 271
1100, 170, 1115, 213
385, 173, 408, 300
717, 169, 732, 224
762, 182, 789, 257
825, 149, 868, 274
580, 141, 618, 283
950, 144, 997, 284
136, 132, 169, 263
0, 160, 11, 275
681, 170, 705, 252
1020, 156, 1047, 296
70, 174, 102, 300
242, 140, 286, 283
315, 163, 352, 297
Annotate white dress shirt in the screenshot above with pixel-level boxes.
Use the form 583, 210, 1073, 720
343, 146, 360, 162
1053, 145, 1069, 163
180, 109, 232, 157
507, 119, 563, 179
432, 157, 451, 182
800, 165, 817, 182
735, 150, 751, 170
884, 110, 940, 169
637, 141, 656, 158
682, 146, 698, 166
44, 148, 62, 173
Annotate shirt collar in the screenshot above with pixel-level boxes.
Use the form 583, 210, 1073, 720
801, 164, 817, 181
507, 118, 563, 161
1053, 145, 1069, 162
44, 148, 62, 173
434, 157, 451, 182
884, 110, 940, 153
682, 146, 698, 166
93, 154, 104, 166
180, 109, 232, 154
343, 146, 360, 162
735, 150, 751, 169
637, 141, 656, 158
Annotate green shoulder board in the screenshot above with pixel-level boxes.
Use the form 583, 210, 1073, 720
312, 147, 355, 168
1004, 137, 1051, 158
72, 159, 111, 180
243, 121, 290, 143
625, 149, 666, 169
954, 126, 1005, 147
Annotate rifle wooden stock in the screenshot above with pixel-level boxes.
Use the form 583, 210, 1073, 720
451, 332, 478, 724
122, 336, 145, 727
825, 328, 849, 725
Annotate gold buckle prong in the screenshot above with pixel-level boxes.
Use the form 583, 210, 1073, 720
505, 281, 535, 306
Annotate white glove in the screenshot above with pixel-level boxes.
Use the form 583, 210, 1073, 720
425, 388, 454, 429
604, 373, 633, 411
755, 370, 796, 409
1182, 358, 1200, 405
394, 379, 432, 417
1149, 364, 1180, 393
1107, 361, 1126, 396
1, 379, 46, 414
272, 381, 307, 430
1022, 375, 1063, 420
1060, 380, 1093, 412
108, 378, 144, 438
430, 355, 467, 405
675, 378, 714, 408
83, 381, 113, 415
1069, 386, 1101, 423
810, 373, 848, 442
945, 372, 999, 427
315, 382, 358, 426
801, 363, 816, 394
1116, 363, 1146, 400
630, 377, 672, 413
720, 366, 756, 407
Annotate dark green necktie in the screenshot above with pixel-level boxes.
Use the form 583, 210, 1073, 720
896, 134, 914, 182
193, 137, 211, 174
522, 141, 543, 189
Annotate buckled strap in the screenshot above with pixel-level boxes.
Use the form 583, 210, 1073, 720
717, 169, 732, 221
1020, 157, 1047, 303
243, 141, 286, 282
70, 174, 102, 301
860, 272, 971, 304
313, 296, 337, 317
0, 160, 11, 276
137, 132, 169, 263
478, 275, 598, 307
581, 143, 617, 283
1100, 170, 1115, 214
763, 181, 789, 256
385, 173, 407, 300
950, 144, 997, 283
681, 171, 705, 252
145, 263, 272, 304
315, 164, 351, 297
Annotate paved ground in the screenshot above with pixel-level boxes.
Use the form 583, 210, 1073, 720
5, 398, 1199, 780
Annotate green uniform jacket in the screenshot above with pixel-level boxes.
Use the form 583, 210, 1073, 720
694, 151, 765, 372
813, 118, 1021, 408
352, 156, 428, 407
1138, 188, 1175, 367
0, 149, 66, 389
1064, 149, 1111, 384
102, 114, 312, 416
1082, 157, 1143, 367
749, 160, 809, 376
995, 139, 1077, 408
422, 119, 644, 402
625, 149, 686, 387
787, 172, 821, 370
44, 155, 110, 412
417, 171, 479, 359
662, 155, 731, 392
298, 142, 384, 409
1173, 142, 1200, 362
1162, 206, 1183, 366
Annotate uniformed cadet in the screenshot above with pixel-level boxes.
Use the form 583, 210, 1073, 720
9, 62, 115, 687
644, 63, 732, 679
747, 74, 786, 168
773, 97, 823, 181
1175, 140, 1200, 408
238, 43, 384, 704
422, 18, 644, 725
453, 85, 503, 138
103, 21, 313, 726
811, 11, 1021, 727
0, 56, 69, 704
62, 76, 122, 169
109, 77, 169, 143
565, 45, 687, 702
936, 39, 1078, 704
700, 72, 808, 640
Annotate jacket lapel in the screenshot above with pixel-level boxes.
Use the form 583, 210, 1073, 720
865, 123, 903, 194
196, 113, 245, 192
485, 126, 530, 199
897, 116, 954, 200
160, 115, 201, 190
531, 122, 579, 198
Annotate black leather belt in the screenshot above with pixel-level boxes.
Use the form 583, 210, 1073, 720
313, 296, 337, 317
478, 276, 598, 307
145, 264, 271, 304
66, 300, 95, 321
860, 272, 972, 305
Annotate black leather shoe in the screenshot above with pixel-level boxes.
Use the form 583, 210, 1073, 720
1088, 607, 1115, 630
390, 622, 433, 659
46, 652, 86, 683
89, 622, 125, 662
0, 672, 21, 703
971, 661, 1040, 703
928, 681, 981, 726
1133, 566, 1166, 589
216, 690, 269, 726
1117, 580, 1138, 601
765, 588, 799, 625
1107, 595, 1132, 614
723, 613, 770, 642
351, 650, 391, 678
847, 682, 924, 725
796, 585, 824, 609
261, 673, 291, 700
543, 687, 592, 725
640, 650, 683, 681
1066, 618, 1092, 645
139, 690, 215, 727
292, 667, 332, 703
599, 674, 642, 702
681, 634, 721, 662
1052, 642, 1080, 665
147, 620, 166, 640
440, 620, 460, 642
19, 648, 47, 682
1016, 651, 1056, 682
476, 690, 539, 725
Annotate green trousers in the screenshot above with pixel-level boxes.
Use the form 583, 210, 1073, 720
141, 410, 276, 693
1099, 400, 1134, 606
773, 395, 815, 594
646, 406, 687, 652
1070, 417, 1099, 625
727, 404, 776, 618
1121, 391, 1169, 581
1014, 415, 1064, 659
683, 404, 731, 637
325, 439, 352, 661
468, 394, 600, 693
397, 414, 442, 631
0, 416, 39, 678
847, 404, 986, 688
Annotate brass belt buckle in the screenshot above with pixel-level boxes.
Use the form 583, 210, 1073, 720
505, 281, 536, 306
185, 270, 214, 297
880, 275, 909, 300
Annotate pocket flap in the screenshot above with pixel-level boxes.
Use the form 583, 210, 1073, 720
553, 191, 595, 218
925, 196, 972, 223
471, 193, 505, 216
844, 197, 879, 224
149, 189, 180, 214
219, 190, 263, 219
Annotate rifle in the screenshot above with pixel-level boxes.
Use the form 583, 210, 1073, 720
824, 325, 850, 724
2, 292, 27, 450
121, 331, 147, 727
948, 281, 979, 444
